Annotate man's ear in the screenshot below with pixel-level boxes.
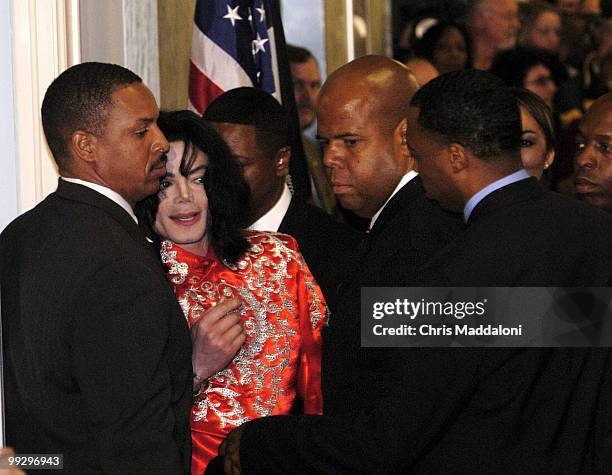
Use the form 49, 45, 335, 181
70, 130, 96, 164
448, 143, 468, 172
394, 117, 414, 169
274, 146, 291, 177
395, 118, 408, 152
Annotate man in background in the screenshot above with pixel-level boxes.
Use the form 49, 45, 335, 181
466, 0, 520, 70
574, 91, 612, 212
287, 44, 339, 217
203, 87, 358, 310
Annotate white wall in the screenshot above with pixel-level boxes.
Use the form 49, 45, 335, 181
281, 0, 327, 77
80, 0, 160, 101
0, 1, 18, 232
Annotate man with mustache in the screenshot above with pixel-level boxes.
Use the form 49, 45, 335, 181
574, 92, 612, 212
0, 62, 242, 474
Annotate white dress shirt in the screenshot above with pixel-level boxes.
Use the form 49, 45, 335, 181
247, 183, 292, 232
61, 177, 139, 224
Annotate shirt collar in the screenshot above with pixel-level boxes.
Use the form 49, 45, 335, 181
463, 169, 530, 222
247, 183, 292, 232
60, 177, 139, 224
369, 171, 419, 230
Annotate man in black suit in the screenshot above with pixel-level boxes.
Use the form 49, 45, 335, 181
0, 62, 243, 474
315, 55, 463, 416
203, 87, 359, 310
402, 70, 612, 471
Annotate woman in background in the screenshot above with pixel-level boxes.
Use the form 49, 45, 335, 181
518, 1, 562, 54
137, 110, 326, 474
491, 47, 565, 109
413, 21, 472, 75
510, 87, 556, 180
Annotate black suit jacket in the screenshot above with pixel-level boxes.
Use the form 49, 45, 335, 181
420, 177, 612, 286
278, 198, 360, 312
1, 180, 193, 474
322, 177, 463, 414
403, 178, 612, 473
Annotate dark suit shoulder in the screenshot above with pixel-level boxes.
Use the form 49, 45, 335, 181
278, 199, 360, 311
423, 181, 612, 286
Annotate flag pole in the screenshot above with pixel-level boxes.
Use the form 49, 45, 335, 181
269, 0, 310, 201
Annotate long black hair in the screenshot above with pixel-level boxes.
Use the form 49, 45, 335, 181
136, 110, 250, 264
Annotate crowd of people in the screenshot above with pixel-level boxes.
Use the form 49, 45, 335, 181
398, 0, 611, 194
1, 0, 612, 473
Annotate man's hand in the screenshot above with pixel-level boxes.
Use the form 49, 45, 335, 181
192, 298, 246, 383
219, 425, 245, 475
0, 448, 26, 475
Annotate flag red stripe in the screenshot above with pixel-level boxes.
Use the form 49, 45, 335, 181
188, 61, 225, 115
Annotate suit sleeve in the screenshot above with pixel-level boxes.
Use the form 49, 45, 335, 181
294, 253, 326, 415
71, 260, 187, 474
239, 348, 483, 474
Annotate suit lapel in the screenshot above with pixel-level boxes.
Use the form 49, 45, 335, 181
368, 177, 423, 244
278, 197, 302, 235
56, 179, 152, 249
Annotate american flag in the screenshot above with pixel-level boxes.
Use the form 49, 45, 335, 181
188, 0, 281, 114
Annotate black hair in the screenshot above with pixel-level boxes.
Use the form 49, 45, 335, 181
287, 44, 314, 64
414, 21, 473, 69
41, 62, 141, 166
411, 69, 522, 160
509, 87, 557, 153
490, 47, 567, 89
136, 110, 250, 265
202, 87, 289, 157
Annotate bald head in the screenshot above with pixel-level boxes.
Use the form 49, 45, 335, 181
319, 55, 419, 135
574, 92, 612, 212
317, 56, 419, 218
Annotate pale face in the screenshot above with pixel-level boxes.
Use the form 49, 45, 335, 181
290, 57, 321, 130
154, 141, 210, 256
478, 0, 520, 51
529, 11, 562, 53
519, 106, 553, 178
524, 64, 557, 108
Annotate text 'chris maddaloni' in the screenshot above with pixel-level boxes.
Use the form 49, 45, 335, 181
370, 298, 523, 337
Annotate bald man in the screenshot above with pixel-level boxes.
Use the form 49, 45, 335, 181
217, 56, 463, 473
